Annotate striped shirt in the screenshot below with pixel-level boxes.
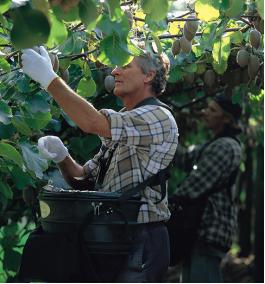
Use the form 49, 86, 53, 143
84, 104, 178, 223
174, 137, 242, 250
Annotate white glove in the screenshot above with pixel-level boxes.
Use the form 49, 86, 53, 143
21, 46, 58, 90
38, 136, 69, 163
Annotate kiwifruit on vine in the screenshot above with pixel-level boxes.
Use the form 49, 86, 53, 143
171, 39, 181, 56
236, 49, 249, 67
180, 36, 192, 54
49, 52, 59, 73
104, 75, 115, 93
185, 16, 199, 34
249, 29, 261, 49
183, 72, 195, 84
203, 69, 216, 88
248, 54, 260, 79
183, 24, 195, 41
59, 68, 70, 83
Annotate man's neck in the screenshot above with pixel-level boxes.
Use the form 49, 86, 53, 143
122, 91, 156, 111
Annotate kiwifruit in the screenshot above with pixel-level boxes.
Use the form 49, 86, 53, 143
249, 29, 261, 49
49, 52, 59, 73
203, 70, 216, 87
171, 39, 181, 56
104, 75, 115, 93
248, 54, 260, 79
183, 24, 195, 41
236, 49, 249, 67
60, 68, 69, 83
180, 37, 192, 54
185, 18, 199, 34
183, 72, 195, 84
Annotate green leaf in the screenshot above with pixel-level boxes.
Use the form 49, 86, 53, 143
225, 0, 244, 18
0, 101, 12, 125
151, 33, 162, 54
16, 76, 31, 93
195, 0, 220, 21
219, 0, 230, 10
230, 31, 243, 44
127, 40, 143, 56
97, 13, 129, 38
213, 36, 231, 64
98, 33, 133, 66
79, 0, 99, 31
10, 5, 51, 49
69, 135, 100, 159
0, 0, 11, 14
3, 223, 19, 237
20, 142, 48, 179
52, 5, 80, 22
24, 94, 50, 113
141, 0, 168, 21
11, 115, 32, 136
0, 142, 24, 168
145, 15, 168, 33
24, 111, 52, 130
0, 181, 13, 199
106, 0, 122, 21
10, 166, 33, 190
3, 249, 21, 272
212, 59, 227, 74
0, 124, 16, 139
47, 13, 68, 48
0, 57, 10, 72
256, 0, 264, 19
168, 66, 184, 83
77, 77, 97, 97
183, 63, 197, 73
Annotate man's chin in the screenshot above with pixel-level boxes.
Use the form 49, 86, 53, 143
113, 88, 124, 98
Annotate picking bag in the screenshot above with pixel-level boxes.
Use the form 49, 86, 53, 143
38, 186, 144, 254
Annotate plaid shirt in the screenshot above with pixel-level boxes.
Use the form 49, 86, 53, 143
174, 137, 242, 250
84, 105, 178, 223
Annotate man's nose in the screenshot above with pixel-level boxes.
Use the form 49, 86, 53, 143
111, 66, 121, 76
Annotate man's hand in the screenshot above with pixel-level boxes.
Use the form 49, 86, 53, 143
38, 136, 69, 163
21, 46, 58, 90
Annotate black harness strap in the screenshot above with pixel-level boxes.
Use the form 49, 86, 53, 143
95, 97, 175, 204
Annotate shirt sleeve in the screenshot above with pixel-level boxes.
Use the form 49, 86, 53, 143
99, 106, 175, 147
174, 141, 234, 198
83, 147, 103, 180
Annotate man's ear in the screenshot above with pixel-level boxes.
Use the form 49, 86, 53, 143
144, 70, 156, 83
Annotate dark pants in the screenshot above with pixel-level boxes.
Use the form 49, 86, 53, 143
116, 222, 170, 282
181, 241, 225, 283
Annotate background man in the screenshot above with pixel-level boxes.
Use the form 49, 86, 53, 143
171, 93, 242, 283
20, 46, 178, 282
